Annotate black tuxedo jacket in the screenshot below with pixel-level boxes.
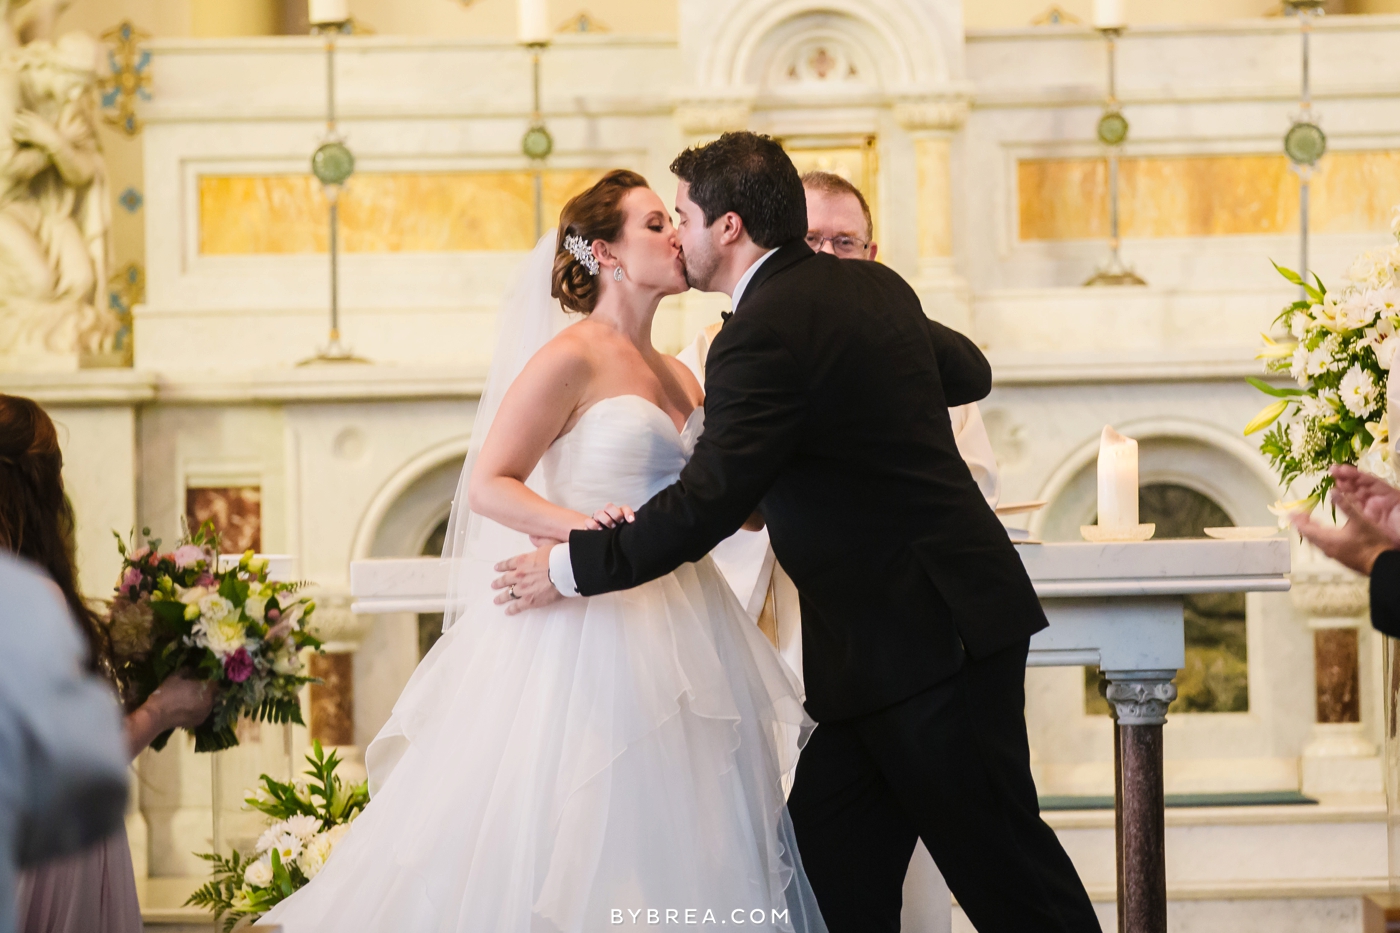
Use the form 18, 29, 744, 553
1372, 550, 1400, 638
569, 240, 1048, 721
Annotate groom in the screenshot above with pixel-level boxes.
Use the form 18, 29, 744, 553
495, 132, 1100, 932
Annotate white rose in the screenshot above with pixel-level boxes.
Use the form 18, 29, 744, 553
283, 813, 321, 841
193, 609, 245, 659
323, 823, 352, 848
198, 594, 234, 623
175, 584, 211, 606
243, 857, 273, 888
297, 832, 335, 880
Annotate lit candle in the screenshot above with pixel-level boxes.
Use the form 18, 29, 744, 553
1093, 0, 1125, 29
518, 0, 550, 44
309, 0, 349, 25
1097, 425, 1138, 531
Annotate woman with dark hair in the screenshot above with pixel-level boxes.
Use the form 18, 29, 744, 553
0, 394, 216, 933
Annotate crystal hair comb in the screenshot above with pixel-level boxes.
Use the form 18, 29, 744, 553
563, 235, 599, 276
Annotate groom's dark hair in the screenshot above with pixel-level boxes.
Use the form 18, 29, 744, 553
670, 132, 806, 249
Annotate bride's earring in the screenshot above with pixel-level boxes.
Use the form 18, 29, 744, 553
614, 266, 624, 281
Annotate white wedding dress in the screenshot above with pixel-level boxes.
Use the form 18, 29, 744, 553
261, 393, 827, 932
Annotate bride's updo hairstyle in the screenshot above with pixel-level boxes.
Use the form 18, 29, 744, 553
552, 169, 649, 314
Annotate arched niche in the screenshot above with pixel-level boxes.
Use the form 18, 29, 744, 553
1032, 420, 1280, 544
348, 443, 468, 747
693, 0, 959, 93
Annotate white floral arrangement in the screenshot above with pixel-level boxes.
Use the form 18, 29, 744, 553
188, 741, 368, 931
1247, 206, 1400, 512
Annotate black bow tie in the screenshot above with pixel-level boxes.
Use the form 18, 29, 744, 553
721, 310, 733, 322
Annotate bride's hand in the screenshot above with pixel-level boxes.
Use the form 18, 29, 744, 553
588, 503, 636, 529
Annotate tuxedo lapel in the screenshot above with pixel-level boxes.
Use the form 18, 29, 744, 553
731, 239, 812, 315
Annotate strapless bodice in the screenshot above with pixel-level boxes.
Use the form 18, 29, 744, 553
539, 394, 704, 515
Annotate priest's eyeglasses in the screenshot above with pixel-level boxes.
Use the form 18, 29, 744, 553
805, 233, 870, 258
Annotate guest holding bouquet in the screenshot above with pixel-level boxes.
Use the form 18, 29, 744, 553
0, 394, 217, 933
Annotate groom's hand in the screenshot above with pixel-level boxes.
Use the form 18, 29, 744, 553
493, 544, 564, 615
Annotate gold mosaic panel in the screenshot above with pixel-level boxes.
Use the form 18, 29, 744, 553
1018, 150, 1400, 241
199, 169, 604, 254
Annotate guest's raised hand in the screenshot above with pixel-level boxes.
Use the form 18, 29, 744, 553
1291, 491, 1394, 576
1331, 465, 1400, 544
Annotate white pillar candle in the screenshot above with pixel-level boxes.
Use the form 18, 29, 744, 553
1093, 0, 1125, 29
518, 0, 550, 44
1097, 425, 1139, 530
309, 0, 348, 24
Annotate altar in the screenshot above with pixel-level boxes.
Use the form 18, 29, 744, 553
347, 536, 1291, 932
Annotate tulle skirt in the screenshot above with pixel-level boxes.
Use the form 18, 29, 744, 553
261, 555, 827, 933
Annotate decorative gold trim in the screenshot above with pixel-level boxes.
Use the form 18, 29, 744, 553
99, 21, 151, 137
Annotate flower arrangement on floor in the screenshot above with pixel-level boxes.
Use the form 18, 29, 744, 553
188, 741, 369, 931
1247, 208, 1400, 511
106, 521, 322, 752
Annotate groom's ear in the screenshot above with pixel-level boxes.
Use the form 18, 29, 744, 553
716, 211, 748, 248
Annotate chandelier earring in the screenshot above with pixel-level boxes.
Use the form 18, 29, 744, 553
613, 265, 624, 281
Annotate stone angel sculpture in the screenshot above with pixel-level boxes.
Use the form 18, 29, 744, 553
0, 0, 113, 369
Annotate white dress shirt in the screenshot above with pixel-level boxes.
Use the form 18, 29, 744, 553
548, 248, 780, 598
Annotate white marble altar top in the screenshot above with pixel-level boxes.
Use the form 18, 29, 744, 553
349, 539, 1291, 614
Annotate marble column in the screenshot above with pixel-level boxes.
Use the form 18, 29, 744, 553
1292, 572, 1380, 795
307, 591, 373, 781
1104, 669, 1176, 933
893, 96, 972, 334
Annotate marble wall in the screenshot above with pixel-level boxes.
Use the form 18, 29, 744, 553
13, 6, 1400, 920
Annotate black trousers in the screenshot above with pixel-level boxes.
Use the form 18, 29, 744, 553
786, 639, 1101, 933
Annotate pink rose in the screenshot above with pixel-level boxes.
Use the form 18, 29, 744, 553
223, 647, 254, 683
131, 546, 150, 562
172, 544, 206, 569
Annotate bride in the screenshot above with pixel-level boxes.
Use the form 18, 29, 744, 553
260, 170, 828, 932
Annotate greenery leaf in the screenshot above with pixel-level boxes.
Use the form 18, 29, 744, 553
1247, 376, 1304, 398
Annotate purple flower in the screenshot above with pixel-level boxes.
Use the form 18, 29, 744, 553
196, 573, 215, 587
223, 647, 254, 683
172, 544, 206, 569
121, 566, 143, 596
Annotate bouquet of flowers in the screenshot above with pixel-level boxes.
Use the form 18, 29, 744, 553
1247, 207, 1400, 512
106, 521, 322, 752
187, 741, 369, 932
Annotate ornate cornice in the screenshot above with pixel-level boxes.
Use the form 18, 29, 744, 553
308, 591, 373, 652
892, 94, 971, 132
1291, 572, 1369, 620
672, 95, 754, 136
